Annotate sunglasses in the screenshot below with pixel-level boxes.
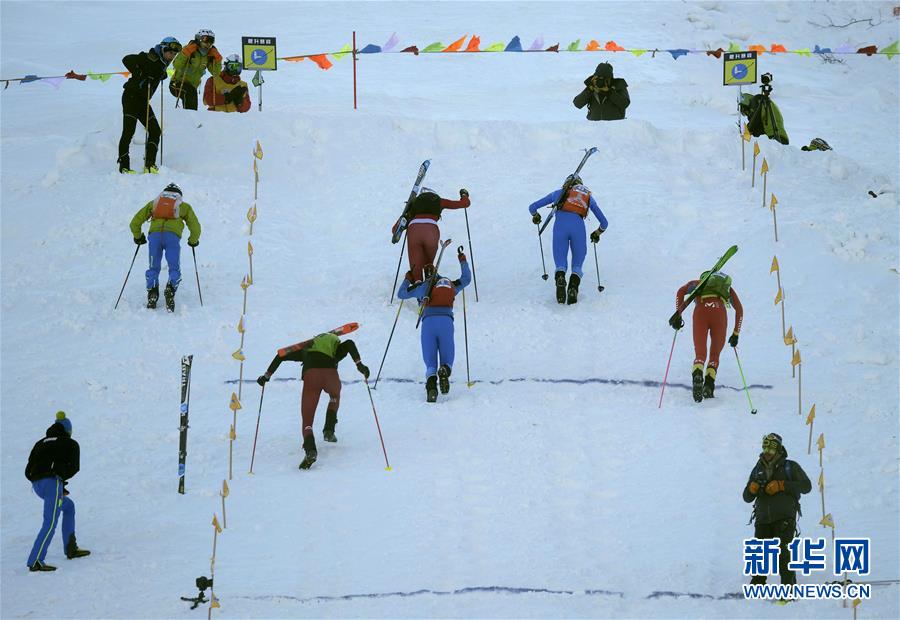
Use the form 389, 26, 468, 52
163, 43, 182, 54
198, 36, 214, 46
224, 62, 242, 73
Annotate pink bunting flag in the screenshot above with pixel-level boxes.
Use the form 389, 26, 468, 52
382, 32, 399, 52
528, 36, 544, 51
41, 76, 65, 89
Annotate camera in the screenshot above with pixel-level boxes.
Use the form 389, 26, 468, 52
181, 576, 213, 609
760, 72, 773, 96
196, 576, 213, 591
761, 72, 772, 85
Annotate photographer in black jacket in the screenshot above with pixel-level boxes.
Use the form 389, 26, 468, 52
573, 62, 630, 121
25, 412, 90, 571
742, 433, 811, 585
117, 37, 181, 173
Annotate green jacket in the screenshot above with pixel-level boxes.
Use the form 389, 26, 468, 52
130, 200, 201, 243
172, 43, 222, 89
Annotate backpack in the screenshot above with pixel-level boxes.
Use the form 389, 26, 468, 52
560, 185, 591, 218
151, 190, 183, 219
699, 270, 732, 302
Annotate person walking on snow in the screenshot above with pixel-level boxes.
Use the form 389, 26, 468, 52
529, 175, 608, 304
129, 183, 201, 312
25, 412, 90, 572
397, 247, 472, 403
669, 270, 743, 402
392, 188, 470, 281
257, 334, 370, 470
203, 54, 251, 113
118, 37, 181, 174
170, 29, 222, 110
742, 433, 811, 587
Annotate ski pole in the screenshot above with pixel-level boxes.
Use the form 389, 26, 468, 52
159, 87, 164, 166
537, 224, 548, 280
374, 299, 403, 389
389, 230, 407, 304
249, 384, 265, 473
462, 283, 472, 388
463, 208, 478, 301
733, 347, 758, 414
114, 244, 142, 309
144, 83, 151, 167
593, 242, 605, 293
191, 246, 203, 306
658, 329, 679, 409
364, 378, 391, 470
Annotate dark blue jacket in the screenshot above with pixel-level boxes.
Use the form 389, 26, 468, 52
25, 422, 80, 482
742, 447, 811, 525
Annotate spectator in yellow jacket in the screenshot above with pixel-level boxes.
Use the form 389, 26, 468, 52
203, 54, 251, 113
170, 29, 222, 110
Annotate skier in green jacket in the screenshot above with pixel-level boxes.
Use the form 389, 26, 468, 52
169, 29, 222, 110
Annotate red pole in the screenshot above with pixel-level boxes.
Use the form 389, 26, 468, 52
658, 330, 679, 409
352, 31, 358, 110
364, 379, 391, 470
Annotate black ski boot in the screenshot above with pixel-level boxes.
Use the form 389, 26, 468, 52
702, 373, 715, 399
438, 364, 451, 394
567, 273, 581, 305
29, 560, 57, 572
299, 435, 317, 469
554, 271, 567, 304
692, 368, 704, 403
147, 285, 159, 309
426, 375, 438, 403
66, 534, 90, 560
322, 409, 338, 443
164, 282, 176, 312
118, 156, 135, 174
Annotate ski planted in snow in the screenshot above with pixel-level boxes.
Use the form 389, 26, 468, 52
391, 160, 431, 244
669, 245, 739, 325
538, 147, 598, 235
416, 239, 453, 329
177, 354, 193, 494
277, 322, 360, 357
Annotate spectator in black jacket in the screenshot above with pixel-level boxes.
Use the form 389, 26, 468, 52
117, 37, 181, 174
25, 412, 90, 572
742, 433, 811, 585
573, 62, 630, 121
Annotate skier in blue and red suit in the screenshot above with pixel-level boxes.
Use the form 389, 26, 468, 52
398, 246, 471, 403
528, 174, 608, 305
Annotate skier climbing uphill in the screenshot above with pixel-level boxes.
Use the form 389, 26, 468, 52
257, 331, 370, 469
529, 175, 607, 304
669, 271, 744, 402
392, 188, 470, 281
397, 246, 471, 402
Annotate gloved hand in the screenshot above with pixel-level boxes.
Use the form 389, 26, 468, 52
134, 233, 147, 245
404, 270, 415, 283
458, 245, 466, 262
590, 228, 604, 244
669, 313, 684, 330
459, 188, 469, 199
729, 333, 739, 348
188, 239, 199, 248
765, 480, 785, 495
169, 80, 183, 94
532, 212, 541, 225
227, 85, 247, 105
356, 361, 370, 379
748, 481, 760, 495
256, 373, 270, 387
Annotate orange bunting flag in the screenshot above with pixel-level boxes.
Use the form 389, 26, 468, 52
771, 43, 787, 53
309, 54, 333, 70
605, 41, 626, 52
254, 140, 263, 159
784, 326, 796, 345
465, 35, 481, 52
443, 35, 467, 52
820, 513, 834, 528
212, 514, 222, 533
222, 479, 230, 498
248, 241, 254, 256
806, 404, 816, 425
818, 470, 824, 490
742, 125, 751, 142
247, 204, 257, 223
817, 433, 825, 452
760, 157, 769, 174
586, 40, 600, 51
232, 348, 245, 361
748, 44, 766, 55
770, 194, 778, 210
774, 288, 783, 305
753, 141, 760, 156
770, 256, 779, 273
791, 349, 801, 367
229, 392, 242, 411
229, 424, 236, 440
237, 316, 244, 334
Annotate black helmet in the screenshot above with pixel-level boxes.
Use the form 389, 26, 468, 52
164, 182, 182, 196
565, 174, 582, 186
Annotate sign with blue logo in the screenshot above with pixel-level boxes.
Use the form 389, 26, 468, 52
723, 51, 757, 86
242, 37, 277, 71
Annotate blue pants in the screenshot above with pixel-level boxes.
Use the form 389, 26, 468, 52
27, 477, 75, 566
552, 211, 587, 277
421, 315, 455, 378
146, 231, 182, 290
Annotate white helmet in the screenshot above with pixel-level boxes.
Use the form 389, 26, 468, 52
223, 54, 242, 75
195, 29, 215, 45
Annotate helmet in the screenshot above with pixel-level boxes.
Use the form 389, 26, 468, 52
158, 36, 182, 54
761, 433, 783, 454
164, 182, 182, 196
195, 29, 215, 46
565, 174, 582, 186
223, 54, 242, 76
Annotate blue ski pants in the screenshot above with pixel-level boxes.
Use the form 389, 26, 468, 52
421, 315, 455, 378
146, 231, 182, 290
552, 211, 587, 277
27, 477, 75, 566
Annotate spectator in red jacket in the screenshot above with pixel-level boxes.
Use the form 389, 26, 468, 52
203, 54, 250, 113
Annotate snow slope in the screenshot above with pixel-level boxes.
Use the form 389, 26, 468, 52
1, 1, 898, 618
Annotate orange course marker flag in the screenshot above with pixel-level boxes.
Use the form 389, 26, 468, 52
806, 404, 816, 425
770, 256, 779, 273
760, 157, 769, 174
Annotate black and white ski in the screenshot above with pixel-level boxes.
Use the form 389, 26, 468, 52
415, 239, 453, 329
538, 147, 598, 234
391, 160, 431, 244
178, 355, 193, 494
